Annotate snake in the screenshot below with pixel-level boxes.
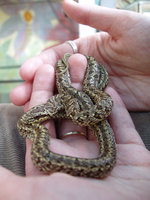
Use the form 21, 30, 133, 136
17, 53, 116, 178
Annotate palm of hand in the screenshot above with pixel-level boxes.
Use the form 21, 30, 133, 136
51, 94, 150, 199
24, 84, 150, 199
8, 2, 150, 199
62, 1, 150, 111
98, 26, 150, 110
76, 25, 150, 110
10, 3, 150, 111
25, 92, 150, 199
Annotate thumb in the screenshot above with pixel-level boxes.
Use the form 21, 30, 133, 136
63, 0, 132, 37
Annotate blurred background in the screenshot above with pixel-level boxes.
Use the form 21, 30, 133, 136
0, 0, 150, 103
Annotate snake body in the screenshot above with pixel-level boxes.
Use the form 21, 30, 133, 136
17, 53, 116, 178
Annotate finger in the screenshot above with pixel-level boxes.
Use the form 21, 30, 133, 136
20, 32, 104, 81
26, 64, 56, 176
14, 35, 100, 106
107, 87, 145, 146
20, 41, 81, 82
10, 81, 32, 106
58, 54, 87, 141
58, 119, 87, 141
63, 0, 136, 36
29, 65, 54, 108
29, 64, 55, 137
13, 43, 78, 106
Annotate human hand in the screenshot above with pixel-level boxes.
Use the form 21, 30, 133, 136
10, 0, 150, 111
7, 1, 150, 198
14, 53, 149, 178
1, 76, 150, 199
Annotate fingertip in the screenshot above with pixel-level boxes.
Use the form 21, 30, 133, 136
68, 53, 87, 85
63, 0, 124, 36
63, 0, 87, 24
63, 0, 76, 8
20, 56, 43, 81
10, 82, 32, 106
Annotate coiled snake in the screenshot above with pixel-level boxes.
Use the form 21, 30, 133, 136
17, 53, 116, 178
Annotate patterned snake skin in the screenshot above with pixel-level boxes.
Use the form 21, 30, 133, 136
17, 53, 116, 178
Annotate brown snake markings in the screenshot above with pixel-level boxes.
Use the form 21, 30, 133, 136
17, 53, 116, 178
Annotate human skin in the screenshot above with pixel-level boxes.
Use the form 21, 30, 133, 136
7, 0, 150, 199
5, 54, 150, 200
10, 0, 150, 176
10, 0, 150, 111
1, 82, 150, 199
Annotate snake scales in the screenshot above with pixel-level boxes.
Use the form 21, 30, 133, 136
17, 53, 116, 178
